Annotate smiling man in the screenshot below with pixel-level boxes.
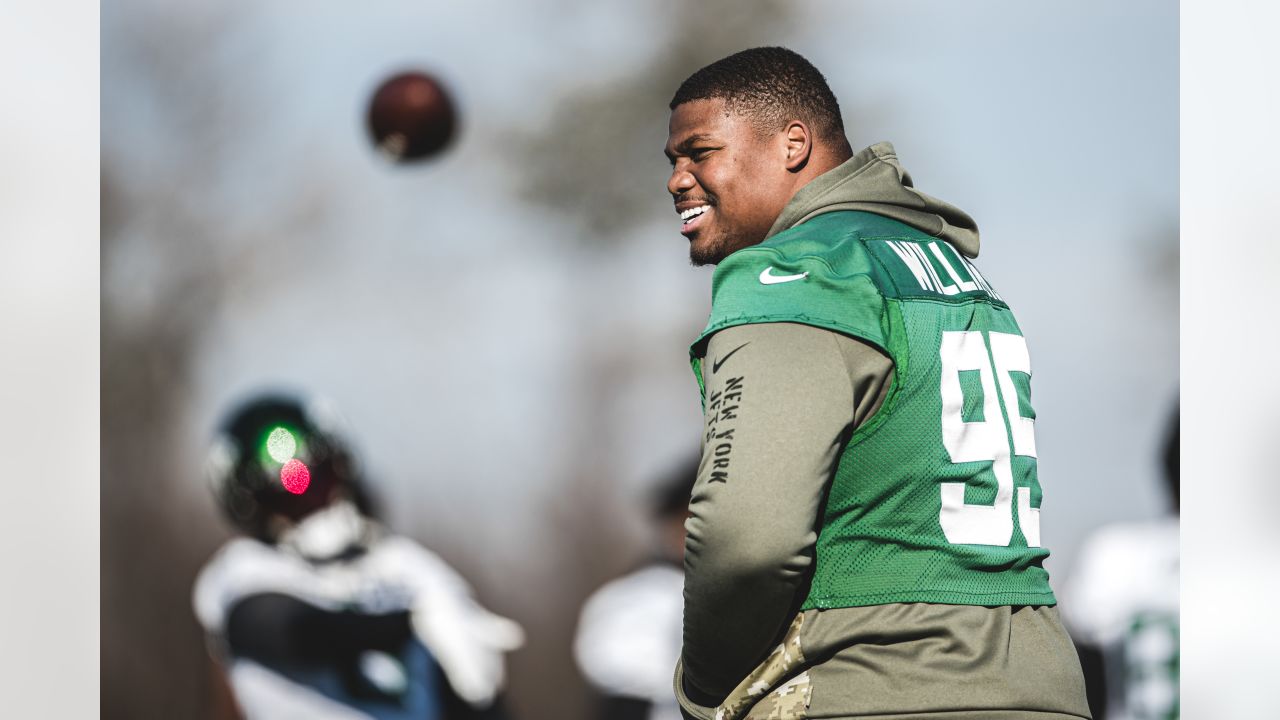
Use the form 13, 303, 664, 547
664, 48, 1090, 720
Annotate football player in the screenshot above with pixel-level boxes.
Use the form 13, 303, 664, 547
663, 47, 1090, 719
193, 392, 523, 719
1061, 408, 1179, 720
573, 455, 697, 720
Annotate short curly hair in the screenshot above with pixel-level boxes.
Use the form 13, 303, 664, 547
670, 47, 847, 142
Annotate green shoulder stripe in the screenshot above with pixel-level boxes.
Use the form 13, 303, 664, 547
863, 236, 1006, 305
690, 212, 895, 359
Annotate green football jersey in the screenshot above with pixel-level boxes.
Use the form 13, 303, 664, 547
690, 210, 1055, 609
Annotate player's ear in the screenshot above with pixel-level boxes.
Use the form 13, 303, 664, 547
783, 120, 812, 172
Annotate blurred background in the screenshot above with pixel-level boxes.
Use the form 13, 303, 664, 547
100, 1, 1178, 718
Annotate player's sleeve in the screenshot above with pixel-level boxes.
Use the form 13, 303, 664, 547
678, 322, 892, 709
384, 539, 525, 710
223, 592, 415, 665
192, 538, 301, 638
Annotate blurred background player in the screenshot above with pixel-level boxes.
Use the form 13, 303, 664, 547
1061, 405, 1180, 720
573, 455, 697, 720
193, 392, 524, 719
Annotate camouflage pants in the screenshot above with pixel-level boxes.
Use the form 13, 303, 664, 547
716, 614, 812, 720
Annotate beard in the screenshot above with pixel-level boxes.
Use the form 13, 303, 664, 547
689, 226, 762, 266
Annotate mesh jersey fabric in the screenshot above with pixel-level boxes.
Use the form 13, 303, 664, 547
690, 210, 1054, 609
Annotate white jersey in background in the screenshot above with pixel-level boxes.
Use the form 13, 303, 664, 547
574, 563, 684, 720
1061, 517, 1179, 720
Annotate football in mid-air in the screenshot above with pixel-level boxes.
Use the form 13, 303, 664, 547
366, 70, 457, 162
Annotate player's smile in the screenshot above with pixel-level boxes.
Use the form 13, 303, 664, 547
676, 199, 714, 237
665, 98, 791, 266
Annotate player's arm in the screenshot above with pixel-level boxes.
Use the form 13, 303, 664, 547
225, 592, 516, 719
679, 322, 891, 708
225, 592, 415, 663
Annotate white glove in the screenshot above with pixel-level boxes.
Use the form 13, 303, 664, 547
411, 587, 524, 707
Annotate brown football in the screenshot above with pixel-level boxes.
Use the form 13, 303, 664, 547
366, 71, 457, 162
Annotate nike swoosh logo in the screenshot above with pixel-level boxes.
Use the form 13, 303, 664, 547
759, 267, 809, 285
711, 342, 749, 374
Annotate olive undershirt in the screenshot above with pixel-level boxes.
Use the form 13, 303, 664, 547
682, 321, 893, 703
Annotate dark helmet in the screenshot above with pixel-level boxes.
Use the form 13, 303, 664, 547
206, 392, 371, 541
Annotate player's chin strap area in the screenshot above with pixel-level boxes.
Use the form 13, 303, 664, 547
410, 586, 525, 707
277, 501, 369, 562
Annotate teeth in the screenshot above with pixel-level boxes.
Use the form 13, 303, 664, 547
680, 205, 711, 222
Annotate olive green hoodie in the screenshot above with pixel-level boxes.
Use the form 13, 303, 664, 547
675, 144, 1090, 720
764, 141, 980, 257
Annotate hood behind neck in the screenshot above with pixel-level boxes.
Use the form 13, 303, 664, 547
765, 141, 981, 258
